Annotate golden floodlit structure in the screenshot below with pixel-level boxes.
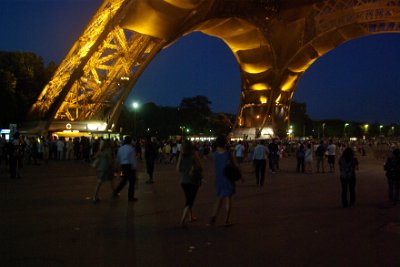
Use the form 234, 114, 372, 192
28, 0, 400, 138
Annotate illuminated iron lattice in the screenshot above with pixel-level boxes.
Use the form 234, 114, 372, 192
29, 0, 400, 137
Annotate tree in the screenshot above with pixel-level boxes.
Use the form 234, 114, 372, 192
0, 70, 17, 127
0, 51, 54, 127
289, 101, 313, 137
179, 95, 212, 134
209, 113, 235, 136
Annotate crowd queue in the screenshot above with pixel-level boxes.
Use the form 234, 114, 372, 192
1, 132, 399, 227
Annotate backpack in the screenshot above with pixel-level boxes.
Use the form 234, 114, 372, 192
384, 157, 400, 179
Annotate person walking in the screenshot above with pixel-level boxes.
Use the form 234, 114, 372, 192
327, 140, 336, 172
56, 137, 65, 160
315, 140, 326, 173
144, 136, 158, 184
176, 140, 202, 227
384, 149, 400, 205
208, 135, 241, 227
296, 144, 305, 173
169, 142, 178, 164
304, 143, 313, 173
234, 141, 245, 164
92, 139, 115, 203
252, 140, 268, 186
338, 147, 359, 208
8, 132, 23, 179
268, 139, 279, 173
113, 136, 138, 202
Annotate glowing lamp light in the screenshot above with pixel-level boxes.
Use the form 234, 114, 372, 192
250, 83, 270, 91
280, 75, 297, 91
87, 122, 107, 131
259, 96, 267, 104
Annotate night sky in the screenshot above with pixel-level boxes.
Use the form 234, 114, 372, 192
1, 0, 400, 124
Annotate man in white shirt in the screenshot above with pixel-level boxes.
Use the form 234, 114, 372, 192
253, 140, 269, 186
327, 140, 336, 172
56, 138, 65, 160
113, 136, 138, 202
235, 141, 245, 164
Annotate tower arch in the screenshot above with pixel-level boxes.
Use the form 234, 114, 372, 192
27, 0, 400, 137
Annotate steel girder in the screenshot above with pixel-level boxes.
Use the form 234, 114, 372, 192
28, 0, 400, 136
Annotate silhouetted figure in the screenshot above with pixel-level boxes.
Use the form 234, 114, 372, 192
144, 136, 158, 184
384, 149, 400, 205
339, 147, 359, 208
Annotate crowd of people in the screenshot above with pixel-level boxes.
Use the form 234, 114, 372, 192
1, 131, 399, 228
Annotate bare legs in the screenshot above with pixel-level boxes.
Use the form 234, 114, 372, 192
209, 196, 232, 226
180, 206, 198, 227
93, 179, 115, 203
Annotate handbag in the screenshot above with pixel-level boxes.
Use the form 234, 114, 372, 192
223, 153, 242, 183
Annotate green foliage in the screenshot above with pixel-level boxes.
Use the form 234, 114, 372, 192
1, 51, 392, 139
116, 96, 235, 138
0, 52, 55, 127
289, 101, 313, 137
179, 95, 212, 133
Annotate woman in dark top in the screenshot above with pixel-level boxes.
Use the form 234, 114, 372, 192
176, 140, 202, 227
144, 136, 157, 184
339, 147, 359, 208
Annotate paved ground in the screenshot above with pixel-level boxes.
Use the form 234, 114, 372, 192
1, 150, 400, 267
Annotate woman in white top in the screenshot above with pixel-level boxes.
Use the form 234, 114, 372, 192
304, 143, 313, 173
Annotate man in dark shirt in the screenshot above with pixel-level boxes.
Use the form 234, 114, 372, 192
268, 139, 279, 173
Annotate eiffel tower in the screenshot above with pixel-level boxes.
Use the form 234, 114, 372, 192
28, 0, 400, 138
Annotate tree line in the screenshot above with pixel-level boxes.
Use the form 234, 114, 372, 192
0, 52, 56, 127
0, 51, 396, 139
0, 51, 235, 138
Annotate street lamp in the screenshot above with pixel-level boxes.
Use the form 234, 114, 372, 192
379, 125, 383, 136
344, 123, 349, 138
287, 125, 293, 139
180, 126, 185, 137
363, 124, 369, 139
132, 101, 139, 136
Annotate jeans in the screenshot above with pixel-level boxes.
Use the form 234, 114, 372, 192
114, 164, 136, 200
296, 157, 305, 173
254, 159, 266, 185
316, 156, 325, 172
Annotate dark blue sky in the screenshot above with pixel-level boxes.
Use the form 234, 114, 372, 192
1, 0, 400, 124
